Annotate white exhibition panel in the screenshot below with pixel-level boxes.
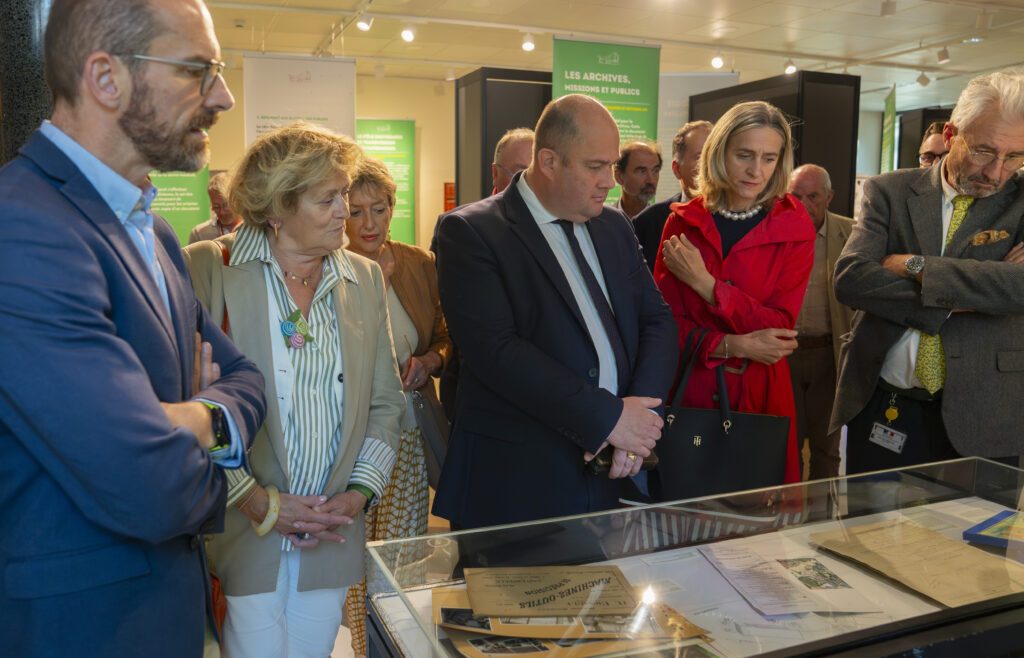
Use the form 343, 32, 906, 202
242, 54, 356, 146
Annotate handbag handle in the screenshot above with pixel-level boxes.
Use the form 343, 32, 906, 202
669, 327, 734, 434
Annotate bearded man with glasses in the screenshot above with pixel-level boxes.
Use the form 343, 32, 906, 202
831, 68, 1024, 474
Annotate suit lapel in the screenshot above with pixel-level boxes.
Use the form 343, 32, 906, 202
156, 244, 188, 395
585, 216, 635, 374
907, 168, 945, 256
222, 259, 290, 478
503, 178, 590, 335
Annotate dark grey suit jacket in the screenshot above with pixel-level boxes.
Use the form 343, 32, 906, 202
830, 163, 1024, 457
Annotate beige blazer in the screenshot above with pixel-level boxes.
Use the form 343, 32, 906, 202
183, 234, 404, 595
824, 211, 856, 369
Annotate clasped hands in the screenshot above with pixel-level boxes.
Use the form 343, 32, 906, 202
239, 487, 367, 548
585, 397, 663, 479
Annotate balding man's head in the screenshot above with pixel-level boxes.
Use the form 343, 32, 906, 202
788, 164, 833, 227
528, 94, 619, 222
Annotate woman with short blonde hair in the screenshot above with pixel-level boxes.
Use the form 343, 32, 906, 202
654, 100, 814, 491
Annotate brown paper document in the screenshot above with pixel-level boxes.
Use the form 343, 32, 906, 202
445, 628, 707, 658
433, 586, 707, 641
464, 566, 638, 617
810, 518, 1024, 608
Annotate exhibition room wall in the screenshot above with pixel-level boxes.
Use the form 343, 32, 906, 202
207, 68, 455, 250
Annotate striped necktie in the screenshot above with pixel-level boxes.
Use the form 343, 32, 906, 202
914, 194, 974, 394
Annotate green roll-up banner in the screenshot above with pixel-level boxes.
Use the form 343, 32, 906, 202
150, 167, 210, 245
355, 119, 416, 245
880, 85, 897, 174
553, 37, 661, 204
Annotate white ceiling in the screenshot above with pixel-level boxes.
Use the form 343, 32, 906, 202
207, 0, 1024, 111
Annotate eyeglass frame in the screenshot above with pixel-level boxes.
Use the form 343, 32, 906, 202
956, 135, 1024, 172
493, 162, 526, 178
121, 54, 226, 96
917, 151, 946, 165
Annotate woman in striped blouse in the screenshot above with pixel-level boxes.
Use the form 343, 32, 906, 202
184, 122, 405, 658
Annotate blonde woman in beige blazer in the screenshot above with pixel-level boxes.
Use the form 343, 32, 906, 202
341, 157, 453, 655
184, 124, 404, 658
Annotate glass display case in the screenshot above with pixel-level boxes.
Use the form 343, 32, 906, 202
365, 458, 1024, 657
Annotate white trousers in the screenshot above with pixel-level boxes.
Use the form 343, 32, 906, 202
222, 550, 347, 658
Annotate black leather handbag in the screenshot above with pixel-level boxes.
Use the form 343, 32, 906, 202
652, 328, 790, 502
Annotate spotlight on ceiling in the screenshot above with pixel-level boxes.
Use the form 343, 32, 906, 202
916, 71, 930, 87
784, 59, 797, 75
711, 52, 724, 69
880, 0, 897, 17
522, 33, 535, 52
356, 13, 373, 31
401, 25, 416, 42
936, 46, 951, 64
962, 36, 984, 44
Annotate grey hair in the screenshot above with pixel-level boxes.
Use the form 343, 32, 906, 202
791, 163, 832, 192
493, 128, 534, 165
950, 68, 1024, 131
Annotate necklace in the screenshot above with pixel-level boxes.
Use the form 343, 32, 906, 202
282, 266, 322, 288
717, 204, 762, 221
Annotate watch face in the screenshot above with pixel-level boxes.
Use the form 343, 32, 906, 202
906, 255, 925, 275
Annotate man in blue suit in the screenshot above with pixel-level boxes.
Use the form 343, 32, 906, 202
0, 0, 266, 655
434, 95, 678, 529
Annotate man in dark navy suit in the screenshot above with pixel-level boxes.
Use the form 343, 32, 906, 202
0, 0, 265, 655
434, 94, 678, 529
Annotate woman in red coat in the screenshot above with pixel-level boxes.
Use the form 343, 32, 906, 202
654, 101, 815, 485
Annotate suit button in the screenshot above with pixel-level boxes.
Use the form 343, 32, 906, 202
724, 280, 733, 285
588, 367, 598, 378
337, 373, 344, 383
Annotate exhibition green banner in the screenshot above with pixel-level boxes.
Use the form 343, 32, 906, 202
150, 167, 210, 245
553, 37, 660, 204
355, 119, 416, 245
880, 85, 896, 173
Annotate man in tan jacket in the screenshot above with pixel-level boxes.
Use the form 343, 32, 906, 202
787, 164, 855, 479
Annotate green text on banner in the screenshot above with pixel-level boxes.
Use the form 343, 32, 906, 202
553, 38, 661, 204
356, 119, 416, 245
150, 167, 210, 245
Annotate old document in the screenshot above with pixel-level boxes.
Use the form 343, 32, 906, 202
464, 566, 638, 617
810, 518, 1024, 608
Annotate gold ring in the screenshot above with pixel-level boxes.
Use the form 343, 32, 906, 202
627, 452, 637, 461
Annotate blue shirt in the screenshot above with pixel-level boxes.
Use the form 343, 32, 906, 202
38, 121, 243, 468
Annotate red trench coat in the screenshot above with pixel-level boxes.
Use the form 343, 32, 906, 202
654, 194, 815, 484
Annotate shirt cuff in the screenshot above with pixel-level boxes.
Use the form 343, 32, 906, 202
196, 398, 245, 469
225, 468, 257, 507
348, 436, 397, 504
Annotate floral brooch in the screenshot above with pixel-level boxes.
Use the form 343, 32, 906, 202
280, 309, 314, 349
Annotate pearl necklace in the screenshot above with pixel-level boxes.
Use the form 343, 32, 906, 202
717, 204, 762, 221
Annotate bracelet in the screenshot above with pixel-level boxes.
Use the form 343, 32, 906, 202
723, 336, 730, 360
251, 485, 280, 537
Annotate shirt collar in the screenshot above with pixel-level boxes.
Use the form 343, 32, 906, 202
39, 121, 150, 225
516, 174, 560, 225
939, 157, 960, 206
230, 222, 358, 284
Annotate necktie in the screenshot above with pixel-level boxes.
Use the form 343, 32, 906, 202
556, 219, 629, 390
914, 194, 974, 394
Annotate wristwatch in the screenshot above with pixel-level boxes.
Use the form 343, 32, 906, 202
904, 255, 925, 277
202, 402, 231, 454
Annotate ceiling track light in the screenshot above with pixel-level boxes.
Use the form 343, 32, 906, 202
784, 58, 797, 75
880, 0, 897, 17
401, 25, 416, 42
916, 71, 930, 87
356, 13, 373, 31
936, 46, 951, 64
711, 51, 724, 69
522, 33, 535, 52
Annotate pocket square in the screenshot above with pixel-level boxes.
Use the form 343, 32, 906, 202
970, 229, 1010, 246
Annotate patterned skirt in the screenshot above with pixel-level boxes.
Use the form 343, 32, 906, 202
345, 427, 429, 655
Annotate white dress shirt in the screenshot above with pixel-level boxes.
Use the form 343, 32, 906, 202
517, 175, 620, 396
879, 160, 959, 389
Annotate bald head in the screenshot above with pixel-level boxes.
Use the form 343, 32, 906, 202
788, 164, 833, 227
527, 94, 619, 222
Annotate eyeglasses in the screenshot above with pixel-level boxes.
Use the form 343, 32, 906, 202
918, 151, 946, 165
958, 136, 1024, 172
494, 162, 526, 178
124, 54, 226, 96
